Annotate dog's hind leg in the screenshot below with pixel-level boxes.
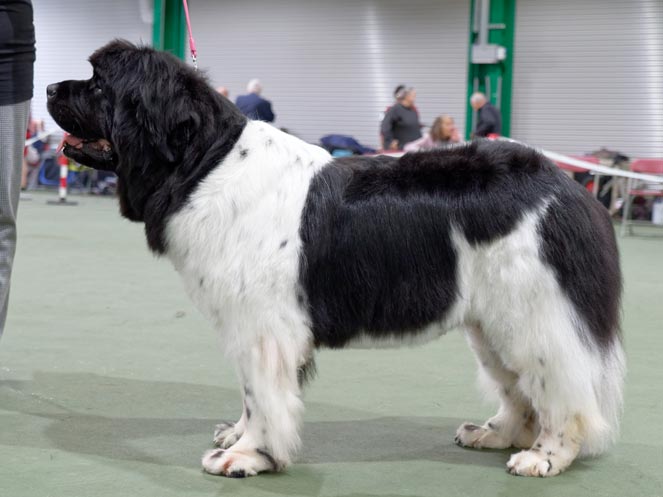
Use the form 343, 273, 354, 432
506, 412, 584, 477
202, 323, 310, 477
455, 325, 539, 450
498, 304, 623, 477
503, 338, 624, 477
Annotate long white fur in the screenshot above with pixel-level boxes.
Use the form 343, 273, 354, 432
450, 206, 625, 459
166, 121, 330, 471
164, 120, 624, 477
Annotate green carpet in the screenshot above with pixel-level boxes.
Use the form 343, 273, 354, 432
1, 191, 661, 497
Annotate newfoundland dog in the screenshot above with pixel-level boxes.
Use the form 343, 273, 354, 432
47, 40, 624, 478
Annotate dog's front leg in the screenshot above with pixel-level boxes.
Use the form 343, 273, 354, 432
212, 397, 248, 449
202, 333, 305, 478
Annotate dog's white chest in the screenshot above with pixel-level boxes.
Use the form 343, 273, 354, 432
163, 121, 331, 324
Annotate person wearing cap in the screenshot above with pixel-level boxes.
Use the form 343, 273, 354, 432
380, 86, 422, 150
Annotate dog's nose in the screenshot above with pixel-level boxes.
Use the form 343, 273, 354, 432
46, 83, 59, 100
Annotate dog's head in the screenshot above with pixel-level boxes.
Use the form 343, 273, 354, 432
47, 39, 245, 226
47, 39, 193, 172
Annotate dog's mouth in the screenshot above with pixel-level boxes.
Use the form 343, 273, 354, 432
59, 133, 117, 172
62, 134, 112, 154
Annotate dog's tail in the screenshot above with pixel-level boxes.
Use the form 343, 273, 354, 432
581, 338, 626, 456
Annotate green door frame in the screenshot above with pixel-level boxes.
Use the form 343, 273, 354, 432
465, 0, 516, 139
152, 0, 186, 59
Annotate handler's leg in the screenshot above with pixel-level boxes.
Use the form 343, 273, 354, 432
0, 100, 30, 340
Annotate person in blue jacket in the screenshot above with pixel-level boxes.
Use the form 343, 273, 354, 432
470, 92, 502, 138
235, 79, 275, 122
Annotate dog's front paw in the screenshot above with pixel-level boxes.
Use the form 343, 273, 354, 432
213, 422, 242, 449
506, 449, 561, 477
454, 422, 510, 449
202, 447, 279, 478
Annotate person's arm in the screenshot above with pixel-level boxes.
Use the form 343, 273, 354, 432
474, 107, 498, 137
380, 108, 397, 149
261, 100, 275, 122
403, 134, 430, 152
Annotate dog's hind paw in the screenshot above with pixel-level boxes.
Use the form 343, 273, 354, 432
506, 449, 561, 477
213, 422, 242, 449
202, 447, 279, 477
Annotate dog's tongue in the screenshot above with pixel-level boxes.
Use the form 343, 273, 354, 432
58, 133, 84, 152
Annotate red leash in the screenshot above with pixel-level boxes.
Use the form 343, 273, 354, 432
182, 0, 198, 69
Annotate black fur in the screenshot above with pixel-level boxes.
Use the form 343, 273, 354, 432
256, 448, 278, 471
47, 39, 247, 253
299, 140, 620, 349
538, 177, 622, 349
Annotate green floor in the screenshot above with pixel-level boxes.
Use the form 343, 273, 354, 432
1, 191, 662, 497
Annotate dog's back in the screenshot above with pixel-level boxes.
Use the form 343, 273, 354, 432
300, 141, 620, 350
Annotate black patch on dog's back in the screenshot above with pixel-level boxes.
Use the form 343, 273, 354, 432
299, 140, 619, 349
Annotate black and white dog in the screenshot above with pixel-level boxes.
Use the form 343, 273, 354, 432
47, 40, 624, 478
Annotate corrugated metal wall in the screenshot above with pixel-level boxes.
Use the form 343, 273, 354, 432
32, 1, 661, 158
32, 0, 152, 133
512, 0, 663, 158
190, 0, 469, 148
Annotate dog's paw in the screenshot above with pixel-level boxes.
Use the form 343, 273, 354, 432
213, 422, 242, 449
454, 422, 510, 449
202, 447, 278, 478
506, 449, 561, 477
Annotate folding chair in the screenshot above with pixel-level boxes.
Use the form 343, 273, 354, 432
620, 158, 663, 236
38, 154, 82, 188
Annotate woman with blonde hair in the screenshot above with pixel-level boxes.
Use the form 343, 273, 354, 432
403, 115, 461, 152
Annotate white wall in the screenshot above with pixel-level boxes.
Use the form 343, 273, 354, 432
512, 0, 663, 158
32, 0, 152, 134
32, 0, 661, 158
189, 0, 470, 148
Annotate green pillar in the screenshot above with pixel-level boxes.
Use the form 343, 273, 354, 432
152, 0, 186, 59
465, 0, 516, 138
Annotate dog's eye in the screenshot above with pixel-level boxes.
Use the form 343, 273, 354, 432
93, 87, 103, 96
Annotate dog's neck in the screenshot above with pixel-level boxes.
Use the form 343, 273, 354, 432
117, 93, 248, 254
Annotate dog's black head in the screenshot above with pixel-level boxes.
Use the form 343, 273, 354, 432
47, 39, 246, 251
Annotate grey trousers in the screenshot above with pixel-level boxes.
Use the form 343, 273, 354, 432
0, 100, 30, 339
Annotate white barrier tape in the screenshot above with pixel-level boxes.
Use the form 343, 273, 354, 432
25, 131, 54, 146
499, 138, 663, 184
541, 149, 663, 183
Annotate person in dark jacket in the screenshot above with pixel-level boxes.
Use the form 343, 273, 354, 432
0, 0, 35, 340
235, 79, 275, 122
470, 92, 502, 137
380, 86, 422, 150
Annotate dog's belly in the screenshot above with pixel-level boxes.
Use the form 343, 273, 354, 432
343, 321, 456, 349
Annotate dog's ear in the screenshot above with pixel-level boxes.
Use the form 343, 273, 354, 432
110, 48, 203, 168
138, 94, 202, 164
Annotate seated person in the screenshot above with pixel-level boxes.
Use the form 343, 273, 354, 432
403, 115, 460, 152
